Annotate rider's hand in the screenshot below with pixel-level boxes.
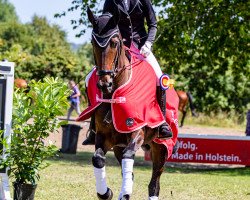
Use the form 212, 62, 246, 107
140, 41, 152, 57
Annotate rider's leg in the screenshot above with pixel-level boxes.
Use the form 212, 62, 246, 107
145, 52, 172, 139
156, 86, 173, 139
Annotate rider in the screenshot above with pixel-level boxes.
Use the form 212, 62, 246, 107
82, 0, 173, 145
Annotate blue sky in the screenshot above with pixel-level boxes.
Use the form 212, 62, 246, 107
9, 0, 91, 44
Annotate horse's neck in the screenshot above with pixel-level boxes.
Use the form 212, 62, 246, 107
114, 48, 131, 89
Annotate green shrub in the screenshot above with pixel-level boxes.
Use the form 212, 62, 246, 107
0, 77, 70, 184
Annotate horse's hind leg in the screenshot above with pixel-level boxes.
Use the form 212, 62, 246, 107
113, 146, 125, 165
92, 134, 113, 200
180, 110, 187, 127
148, 142, 167, 199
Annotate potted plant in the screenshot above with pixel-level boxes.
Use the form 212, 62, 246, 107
0, 77, 69, 200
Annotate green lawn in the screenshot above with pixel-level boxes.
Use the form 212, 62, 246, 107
180, 112, 246, 130
9, 151, 249, 200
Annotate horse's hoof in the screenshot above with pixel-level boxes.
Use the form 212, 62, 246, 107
97, 188, 113, 200
121, 194, 130, 200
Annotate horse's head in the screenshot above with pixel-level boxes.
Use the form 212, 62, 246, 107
87, 7, 122, 94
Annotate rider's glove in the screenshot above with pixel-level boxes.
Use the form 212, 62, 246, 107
140, 41, 152, 57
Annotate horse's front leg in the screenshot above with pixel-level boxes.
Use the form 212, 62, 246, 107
118, 130, 144, 200
92, 133, 113, 200
148, 142, 167, 200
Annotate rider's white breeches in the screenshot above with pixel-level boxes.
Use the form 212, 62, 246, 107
145, 52, 163, 85
130, 43, 163, 85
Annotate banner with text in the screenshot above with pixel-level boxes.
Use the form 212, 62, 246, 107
145, 134, 250, 165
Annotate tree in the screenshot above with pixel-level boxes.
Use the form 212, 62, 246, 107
54, 0, 102, 38
0, 13, 84, 82
76, 42, 94, 77
0, 0, 18, 22
153, 0, 249, 115
63, 0, 249, 116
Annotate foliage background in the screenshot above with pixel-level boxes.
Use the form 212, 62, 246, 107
0, 0, 94, 95
153, 0, 250, 118
0, 0, 249, 120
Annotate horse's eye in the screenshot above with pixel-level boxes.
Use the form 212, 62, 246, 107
110, 41, 118, 48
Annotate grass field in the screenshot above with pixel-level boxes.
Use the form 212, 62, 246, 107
10, 151, 250, 200
180, 112, 246, 130
27, 110, 248, 200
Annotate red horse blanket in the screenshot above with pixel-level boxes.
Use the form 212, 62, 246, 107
111, 56, 165, 132
76, 55, 179, 158
77, 56, 165, 131
76, 68, 102, 121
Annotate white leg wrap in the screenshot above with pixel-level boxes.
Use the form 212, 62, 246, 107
120, 159, 134, 196
94, 167, 108, 195
149, 196, 159, 200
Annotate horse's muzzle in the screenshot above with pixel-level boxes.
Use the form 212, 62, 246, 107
97, 79, 113, 94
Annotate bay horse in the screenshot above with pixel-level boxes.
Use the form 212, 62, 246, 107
176, 90, 198, 127
14, 78, 28, 89
86, 8, 175, 200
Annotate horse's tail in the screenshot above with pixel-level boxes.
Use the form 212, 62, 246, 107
187, 91, 198, 117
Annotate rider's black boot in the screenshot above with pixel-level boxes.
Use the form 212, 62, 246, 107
156, 86, 173, 139
82, 115, 96, 145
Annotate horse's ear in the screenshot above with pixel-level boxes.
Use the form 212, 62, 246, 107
87, 6, 97, 26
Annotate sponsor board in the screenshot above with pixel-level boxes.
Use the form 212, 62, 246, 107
145, 134, 250, 165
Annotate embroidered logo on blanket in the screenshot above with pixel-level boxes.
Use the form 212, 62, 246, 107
126, 118, 134, 127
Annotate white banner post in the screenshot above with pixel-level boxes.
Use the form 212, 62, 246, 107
0, 60, 15, 200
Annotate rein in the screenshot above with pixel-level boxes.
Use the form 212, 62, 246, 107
113, 48, 143, 76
